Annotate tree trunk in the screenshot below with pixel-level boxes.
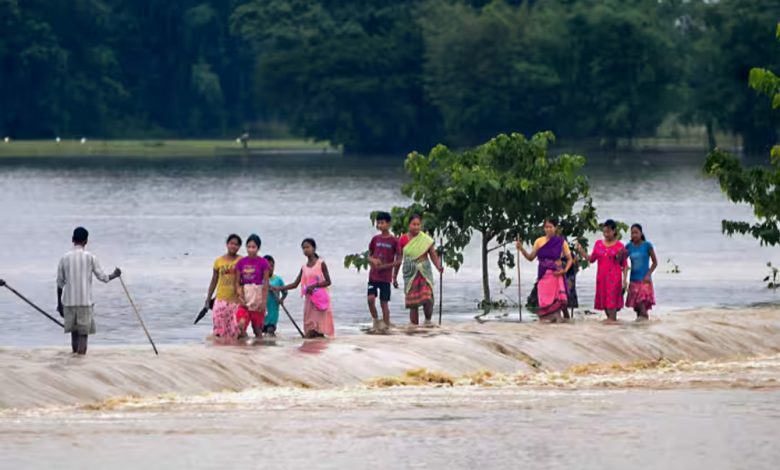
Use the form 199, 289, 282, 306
481, 232, 491, 311
706, 120, 717, 150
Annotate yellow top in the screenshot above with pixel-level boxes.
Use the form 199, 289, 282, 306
533, 236, 571, 256
213, 255, 242, 302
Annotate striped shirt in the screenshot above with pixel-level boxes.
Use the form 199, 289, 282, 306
57, 246, 111, 307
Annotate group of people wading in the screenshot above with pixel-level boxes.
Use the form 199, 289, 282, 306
48, 213, 657, 355
518, 218, 658, 324
206, 213, 657, 340
205, 212, 444, 339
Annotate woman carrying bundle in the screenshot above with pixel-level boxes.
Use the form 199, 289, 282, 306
517, 218, 572, 323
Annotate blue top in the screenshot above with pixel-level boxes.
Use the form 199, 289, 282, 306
626, 241, 654, 282
265, 275, 286, 326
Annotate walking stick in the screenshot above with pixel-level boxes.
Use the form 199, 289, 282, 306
275, 291, 305, 338
0, 279, 64, 328
516, 247, 523, 322
118, 277, 158, 355
438, 238, 444, 326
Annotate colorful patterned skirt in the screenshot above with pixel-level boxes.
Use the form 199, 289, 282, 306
626, 281, 655, 311
212, 299, 240, 338
536, 271, 568, 317
405, 272, 434, 308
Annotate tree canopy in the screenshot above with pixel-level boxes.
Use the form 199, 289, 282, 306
704, 22, 780, 246
2, 0, 780, 153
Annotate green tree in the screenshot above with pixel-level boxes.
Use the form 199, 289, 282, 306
346, 131, 599, 308
419, 0, 560, 147
554, 0, 678, 146
230, 0, 440, 153
686, 0, 780, 153
704, 22, 780, 246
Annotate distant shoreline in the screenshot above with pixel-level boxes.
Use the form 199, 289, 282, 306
0, 139, 340, 158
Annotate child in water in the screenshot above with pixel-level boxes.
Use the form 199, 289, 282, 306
262, 255, 287, 336
272, 238, 335, 338
234, 234, 270, 338
205, 234, 242, 339
367, 211, 401, 332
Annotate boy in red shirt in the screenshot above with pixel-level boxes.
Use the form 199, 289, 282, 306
367, 212, 401, 332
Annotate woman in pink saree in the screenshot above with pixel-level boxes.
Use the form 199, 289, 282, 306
517, 218, 573, 323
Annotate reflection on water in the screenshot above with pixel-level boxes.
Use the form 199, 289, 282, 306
0, 152, 778, 347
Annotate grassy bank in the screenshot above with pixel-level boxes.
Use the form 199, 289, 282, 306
0, 139, 339, 158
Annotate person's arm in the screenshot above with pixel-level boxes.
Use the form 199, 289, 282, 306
276, 270, 302, 292
428, 244, 444, 273
559, 248, 573, 275
392, 244, 401, 288
92, 256, 119, 283
516, 240, 537, 262
646, 247, 658, 282
260, 268, 270, 313
320, 262, 332, 288
234, 267, 245, 306
367, 238, 381, 267
56, 259, 65, 315
205, 269, 218, 308
279, 279, 289, 303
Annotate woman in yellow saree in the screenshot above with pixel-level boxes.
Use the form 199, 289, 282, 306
399, 215, 444, 326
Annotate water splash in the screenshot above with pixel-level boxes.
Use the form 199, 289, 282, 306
1, 307, 778, 409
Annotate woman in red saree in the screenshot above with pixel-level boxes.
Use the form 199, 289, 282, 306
517, 218, 573, 323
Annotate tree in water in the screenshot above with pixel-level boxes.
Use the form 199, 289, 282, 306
704, 22, 780, 247
345, 131, 599, 311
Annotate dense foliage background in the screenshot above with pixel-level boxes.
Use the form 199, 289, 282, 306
2, 0, 779, 153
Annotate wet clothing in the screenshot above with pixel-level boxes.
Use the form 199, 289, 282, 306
63, 306, 95, 335
213, 255, 241, 303
301, 259, 335, 336
626, 281, 656, 311
535, 236, 568, 317
265, 275, 285, 327
368, 281, 392, 302
402, 232, 435, 308
626, 241, 654, 282
236, 256, 270, 286
368, 234, 400, 283
57, 246, 111, 307
212, 299, 239, 338
589, 240, 627, 311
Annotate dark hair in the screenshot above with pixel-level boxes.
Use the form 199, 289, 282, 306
264, 254, 275, 264
376, 211, 392, 223
544, 217, 559, 227
409, 214, 422, 223
301, 238, 319, 258
631, 223, 646, 242
72, 227, 89, 244
226, 234, 242, 245
602, 219, 617, 232
246, 234, 261, 248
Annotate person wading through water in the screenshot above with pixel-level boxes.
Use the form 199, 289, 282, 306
56, 227, 121, 355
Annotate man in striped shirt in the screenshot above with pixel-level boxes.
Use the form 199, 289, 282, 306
56, 227, 121, 355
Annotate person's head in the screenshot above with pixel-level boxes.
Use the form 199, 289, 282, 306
376, 211, 392, 233
246, 234, 261, 257
543, 217, 559, 237
226, 234, 242, 255
301, 238, 318, 258
72, 227, 89, 246
408, 214, 422, 235
602, 219, 618, 241
264, 255, 275, 274
630, 223, 646, 243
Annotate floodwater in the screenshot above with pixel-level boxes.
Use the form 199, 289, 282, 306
0, 151, 777, 346
1, 151, 779, 469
